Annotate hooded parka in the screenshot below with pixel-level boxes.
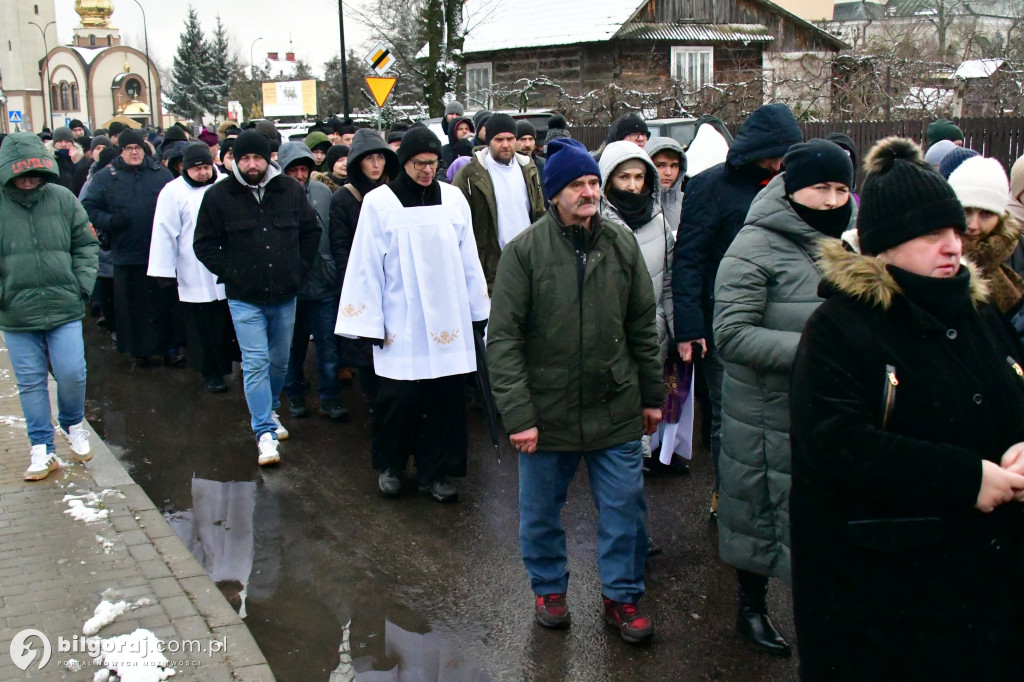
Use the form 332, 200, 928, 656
672, 104, 802, 344
643, 136, 686, 232
598, 141, 674, 361
712, 174, 855, 580
790, 240, 1024, 681
0, 133, 98, 332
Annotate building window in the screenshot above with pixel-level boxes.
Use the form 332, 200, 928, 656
34, 5, 39, 15
107, 36, 112, 46
671, 47, 714, 89
59, 82, 70, 111
125, 78, 141, 99
71, 84, 79, 110
50, 85, 58, 108
466, 62, 492, 109
89, 34, 96, 46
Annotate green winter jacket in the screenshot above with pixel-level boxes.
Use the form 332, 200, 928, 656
0, 133, 98, 333
453, 148, 545, 291
712, 174, 855, 580
487, 207, 664, 451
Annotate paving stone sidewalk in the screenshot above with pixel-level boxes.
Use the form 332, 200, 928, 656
0, 339, 275, 681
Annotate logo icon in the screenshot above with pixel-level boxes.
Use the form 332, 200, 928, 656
10, 629, 51, 671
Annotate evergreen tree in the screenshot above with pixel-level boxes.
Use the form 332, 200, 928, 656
204, 14, 233, 117
166, 7, 215, 122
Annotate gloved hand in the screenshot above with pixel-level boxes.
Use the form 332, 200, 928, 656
109, 213, 131, 230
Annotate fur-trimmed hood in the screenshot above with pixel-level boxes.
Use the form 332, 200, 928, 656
817, 238, 989, 310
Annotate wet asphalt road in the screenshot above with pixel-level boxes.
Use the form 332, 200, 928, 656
83, 319, 800, 682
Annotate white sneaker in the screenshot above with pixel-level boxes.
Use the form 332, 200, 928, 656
24, 444, 59, 481
59, 421, 92, 462
271, 411, 289, 440
257, 432, 280, 466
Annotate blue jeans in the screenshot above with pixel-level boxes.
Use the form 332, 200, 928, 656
228, 298, 296, 439
284, 297, 340, 401
518, 439, 648, 603
4, 321, 87, 454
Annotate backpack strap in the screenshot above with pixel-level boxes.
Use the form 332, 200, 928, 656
344, 183, 363, 203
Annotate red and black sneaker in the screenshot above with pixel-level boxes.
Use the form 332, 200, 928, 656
603, 597, 653, 643
534, 593, 571, 628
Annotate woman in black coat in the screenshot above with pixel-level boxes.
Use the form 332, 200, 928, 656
789, 137, 1024, 681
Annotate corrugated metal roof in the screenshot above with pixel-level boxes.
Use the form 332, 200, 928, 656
616, 23, 775, 43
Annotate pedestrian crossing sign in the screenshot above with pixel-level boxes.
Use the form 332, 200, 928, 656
8, 111, 22, 124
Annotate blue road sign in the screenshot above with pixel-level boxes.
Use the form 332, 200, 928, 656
9, 111, 23, 123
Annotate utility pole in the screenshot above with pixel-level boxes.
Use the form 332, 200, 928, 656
132, 0, 155, 128
338, 0, 350, 119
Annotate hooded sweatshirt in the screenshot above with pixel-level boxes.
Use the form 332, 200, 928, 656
644, 136, 686, 232
0, 132, 99, 332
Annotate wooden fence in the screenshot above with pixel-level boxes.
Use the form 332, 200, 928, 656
566, 117, 1024, 183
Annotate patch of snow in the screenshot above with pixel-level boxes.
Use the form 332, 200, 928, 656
955, 58, 1005, 79
90, 629, 176, 682
462, 0, 644, 53
84, 601, 131, 636
95, 535, 115, 553
65, 658, 84, 671
0, 415, 26, 427
63, 489, 124, 524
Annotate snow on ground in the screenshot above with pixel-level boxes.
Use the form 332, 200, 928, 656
90, 629, 176, 681
0, 414, 26, 427
83, 597, 154, 636
63, 489, 125, 523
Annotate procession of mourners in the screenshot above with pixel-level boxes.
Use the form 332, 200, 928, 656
5, 104, 1024, 675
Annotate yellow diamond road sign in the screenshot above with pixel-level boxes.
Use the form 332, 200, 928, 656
364, 42, 395, 76
366, 77, 398, 108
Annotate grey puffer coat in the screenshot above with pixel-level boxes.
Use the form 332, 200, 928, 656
598, 142, 674, 361
712, 173, 856, 580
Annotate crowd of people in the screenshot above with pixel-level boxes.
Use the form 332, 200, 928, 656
3, 104, 1024, 676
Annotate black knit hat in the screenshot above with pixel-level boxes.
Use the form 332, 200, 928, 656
608, 113, 649, 143
325, 144, 349, 170
857, 137, 967, 256
397, 127, 442, 165
783, 139, 854, 195
108, 121, 127, 136
516, 120, 536, 140
232, 130, 272, 164
117, 128, 146, 150
485, 114, 517, 142
69, 119, 85, 131
182, 141, 214, 169
219, 138, 234, 161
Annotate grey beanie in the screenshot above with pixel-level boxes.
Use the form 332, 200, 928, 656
53, 126, 75, 144
444, 101, 465, 117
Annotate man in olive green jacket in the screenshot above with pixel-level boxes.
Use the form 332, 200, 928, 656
452, 113, 545, 291
0, 132, 99, 481
487, 138, 663, 643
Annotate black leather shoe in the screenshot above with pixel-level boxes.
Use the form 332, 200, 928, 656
736, 606, 792, 657
319, 398, 350, 421
289, 397, 310, 419
203, 375, 228, 393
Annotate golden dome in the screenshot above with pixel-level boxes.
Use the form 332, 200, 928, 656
75, 0, 115, 29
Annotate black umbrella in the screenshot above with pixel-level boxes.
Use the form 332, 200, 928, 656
473, 324, 502, 463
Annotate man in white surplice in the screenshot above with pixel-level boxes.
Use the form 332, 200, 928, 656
336, 128, 490, 502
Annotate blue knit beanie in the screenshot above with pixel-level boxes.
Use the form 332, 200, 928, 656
543, 138, 601, 200
938, 146, 979, 179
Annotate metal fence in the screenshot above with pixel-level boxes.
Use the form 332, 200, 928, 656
566, 117, 1024, 182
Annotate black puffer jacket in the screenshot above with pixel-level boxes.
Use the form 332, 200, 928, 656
671, 103, 801, 343
193, 164, 321, 304
790, 241, 1024, 681
81, 155, 173, 266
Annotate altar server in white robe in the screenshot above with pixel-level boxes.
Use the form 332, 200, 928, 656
148, 142, 237, 393
336, 128, 490, 502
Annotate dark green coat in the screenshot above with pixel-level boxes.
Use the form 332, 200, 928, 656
0, 133, 98, 333
487, 208, 664, 451
453, 148, 545, 290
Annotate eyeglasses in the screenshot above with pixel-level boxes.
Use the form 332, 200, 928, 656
410, 159, 439, 170
624, 132, 648, 142
123, 145, 144, 153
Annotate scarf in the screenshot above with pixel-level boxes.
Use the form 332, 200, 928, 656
788, 198, 852, 239
962, 219, 1024, 314
887, 265, 973, 327
606, 187, 654, 231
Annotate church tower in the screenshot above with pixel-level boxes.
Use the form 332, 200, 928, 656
0, 0, 58, 131
72, 0, 121, 48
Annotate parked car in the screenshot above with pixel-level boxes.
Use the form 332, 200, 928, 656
646, 117, 699, 149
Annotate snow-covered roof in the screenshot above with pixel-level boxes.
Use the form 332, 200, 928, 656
617, 23, 774, 43
462, 0, 646, 52
70, 46, 106, 65
955, 58, 1006, 79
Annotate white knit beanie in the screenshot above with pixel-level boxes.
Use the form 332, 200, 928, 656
948, 156, 1009, 215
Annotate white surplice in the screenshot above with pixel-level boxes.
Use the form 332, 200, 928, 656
147, 172, 227, 302
335, 182, 490, 381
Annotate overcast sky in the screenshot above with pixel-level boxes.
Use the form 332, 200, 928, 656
54, 0, 378, 78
